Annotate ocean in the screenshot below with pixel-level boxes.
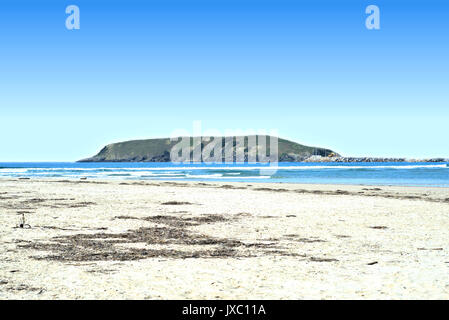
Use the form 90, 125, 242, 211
1, 162, 449, 187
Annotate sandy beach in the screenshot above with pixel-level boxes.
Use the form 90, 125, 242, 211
0, 178, 448, 299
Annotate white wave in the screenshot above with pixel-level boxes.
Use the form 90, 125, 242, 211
0, 168, 28, 173
148, 175, 271, 180
215, 176, 271, 179
134, 172, 185, 176
185, 174, 223, 178
256, 164, 448, 170
0, 164, 446, 176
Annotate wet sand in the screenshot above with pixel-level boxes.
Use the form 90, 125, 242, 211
0, 178, 448, 299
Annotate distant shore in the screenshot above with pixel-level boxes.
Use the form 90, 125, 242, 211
302, 156, 449, 163
78, 156, 449, 163
1, 178, 448, 299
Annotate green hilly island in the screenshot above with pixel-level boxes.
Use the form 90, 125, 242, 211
78, 136, 337, 162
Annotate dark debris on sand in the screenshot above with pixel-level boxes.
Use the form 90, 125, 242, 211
369, 226, 388, 230
18, 213, 310, 262
116, 214, 230, 227
161, 201, 194, 205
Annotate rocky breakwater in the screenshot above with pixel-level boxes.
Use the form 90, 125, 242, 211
303, 155, 449, 163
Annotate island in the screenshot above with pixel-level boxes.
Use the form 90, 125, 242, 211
78, 135, 337, 162
78, 136, 448, 163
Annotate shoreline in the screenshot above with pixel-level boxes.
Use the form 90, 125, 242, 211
0, 176, 449, 191
2, 177, 449, 205
1, 178, 448, 299
2, 175, 449, 189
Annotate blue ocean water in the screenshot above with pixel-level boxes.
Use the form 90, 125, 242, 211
1, 162, 449, 187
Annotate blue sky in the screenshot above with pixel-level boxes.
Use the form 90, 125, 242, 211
0, 0, 448, 161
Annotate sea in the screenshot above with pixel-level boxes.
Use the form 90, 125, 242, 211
1, 162, 449, 187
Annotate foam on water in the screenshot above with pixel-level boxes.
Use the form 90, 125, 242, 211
1, 164, 446, 173
1, 162, 448, 186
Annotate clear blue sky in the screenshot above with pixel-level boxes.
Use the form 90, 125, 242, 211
0, 0, 448, 161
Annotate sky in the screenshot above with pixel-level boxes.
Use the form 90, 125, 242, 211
0, 0, 448, 161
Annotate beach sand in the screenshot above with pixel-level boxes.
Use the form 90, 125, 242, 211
0, 178, 448, 299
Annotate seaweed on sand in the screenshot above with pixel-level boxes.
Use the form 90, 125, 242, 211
161, 201, 194, 205
19, 214, 299, 262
